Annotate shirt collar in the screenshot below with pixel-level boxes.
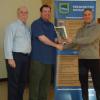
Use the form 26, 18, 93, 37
40, 17, 50, 24
17, 19, 26, 26
84, 21, 96, 28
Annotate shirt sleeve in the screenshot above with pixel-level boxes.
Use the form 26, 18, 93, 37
31, 22, 44, 38
4, 25, 15, 59
73, 26, 100, 45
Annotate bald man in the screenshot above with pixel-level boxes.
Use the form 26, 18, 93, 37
4, 6, 31, 100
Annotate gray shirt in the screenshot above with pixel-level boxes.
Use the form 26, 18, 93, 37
4, 19, 31, 59
65, 21, 100, 59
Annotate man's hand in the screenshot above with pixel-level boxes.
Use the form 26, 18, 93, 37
56, 44, 63, 50
8, 59, 16, 68
55, 38, 65, 44
66, 37, 72, 44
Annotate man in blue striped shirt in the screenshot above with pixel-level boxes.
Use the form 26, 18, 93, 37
4, 6, 31, 100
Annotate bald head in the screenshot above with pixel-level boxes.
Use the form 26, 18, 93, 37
17, 6, 28, 24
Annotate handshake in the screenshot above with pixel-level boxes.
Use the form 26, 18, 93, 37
57, 37, 72, 45
55, 37, 72, 50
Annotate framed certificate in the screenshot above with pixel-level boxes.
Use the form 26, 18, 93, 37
55, 26, 67, 40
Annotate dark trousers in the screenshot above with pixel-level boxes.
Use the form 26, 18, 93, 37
79, 59, 100, 100
51, 64, 56, 87
6, 52, 30, 100
29, 60, 52, 100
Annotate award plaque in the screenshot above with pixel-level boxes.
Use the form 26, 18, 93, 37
55, 26, 67, 44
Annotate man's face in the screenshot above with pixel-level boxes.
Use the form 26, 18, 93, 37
83, 10, 93, 24
41, 7, 51, 21
17, 7, 28, 24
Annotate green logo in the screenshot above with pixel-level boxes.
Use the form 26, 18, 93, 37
59, 2, 69, 15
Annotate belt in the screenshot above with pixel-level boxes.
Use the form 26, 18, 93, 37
13, 52, 30, 56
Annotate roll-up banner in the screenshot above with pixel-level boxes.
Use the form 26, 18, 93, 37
55, 0, 96, 19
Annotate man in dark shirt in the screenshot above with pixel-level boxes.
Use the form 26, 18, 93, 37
29, 4, 63, 100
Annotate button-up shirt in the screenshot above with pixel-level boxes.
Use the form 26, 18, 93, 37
4, 19, 31, 59
31, 17, 57, 64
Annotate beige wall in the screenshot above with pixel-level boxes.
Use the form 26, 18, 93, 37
96, 0, 100, 18
0, 0, 42, 47
0, 0, 42, 78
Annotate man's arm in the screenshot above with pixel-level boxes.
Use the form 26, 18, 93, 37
38, 35, 63, 50
73, 26, 100, 45
4, 25, 16, 68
